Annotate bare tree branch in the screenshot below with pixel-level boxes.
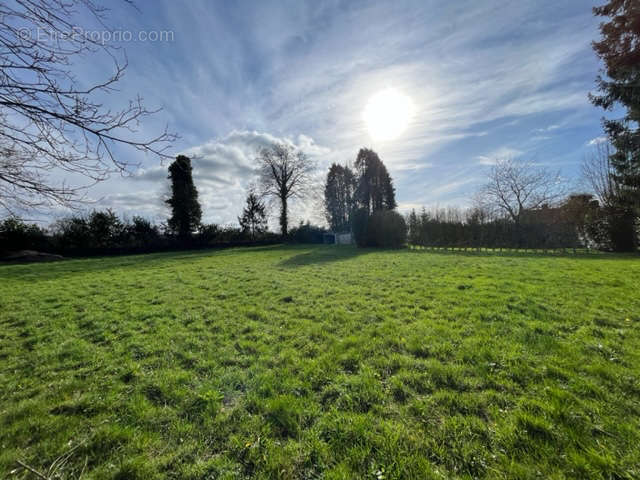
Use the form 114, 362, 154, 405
0, 0, 177, 216
256, 142, 315, 235
581, 141, 623, 209
477, 157, 566, 225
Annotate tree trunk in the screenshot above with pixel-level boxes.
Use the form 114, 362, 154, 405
280, 195, 288, 236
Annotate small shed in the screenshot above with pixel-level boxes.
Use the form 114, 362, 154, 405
323, 232, 353, 245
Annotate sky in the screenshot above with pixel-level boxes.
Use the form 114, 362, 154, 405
37, 0, 610, 226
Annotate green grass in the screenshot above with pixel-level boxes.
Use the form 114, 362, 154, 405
1, 245, 639, 479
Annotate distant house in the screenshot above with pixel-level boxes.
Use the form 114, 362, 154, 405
323, 232, 353, 245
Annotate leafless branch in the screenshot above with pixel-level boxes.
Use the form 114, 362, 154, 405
0, 0, 176, 216
581, 141, 622, 209
477, 157, 566, 224
255, 142, 316, 234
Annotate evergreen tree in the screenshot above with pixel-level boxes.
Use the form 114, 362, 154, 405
354, 148, 397, 214
407, 209, 419, 245
88, 209, 123, 248
419, 207, 430, 246
591, 0, 640, 250
166, 155, 202, 238
238, 191, 268, 240
324, 163, 357, 231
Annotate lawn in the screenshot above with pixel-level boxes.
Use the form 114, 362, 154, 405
1, 245, 639, 479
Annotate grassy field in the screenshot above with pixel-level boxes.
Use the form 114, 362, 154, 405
1, 245, 639, 479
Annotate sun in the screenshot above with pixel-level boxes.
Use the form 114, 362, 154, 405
363, 88, 414, 142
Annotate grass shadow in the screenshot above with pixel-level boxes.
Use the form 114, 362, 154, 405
0, 245, 285, 283
278, 245, 371, 267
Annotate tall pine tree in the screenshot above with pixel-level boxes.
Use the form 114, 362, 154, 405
166, 155, 202, 238
324, 163, 356, 231
591, 0, 640, 250
238, 191, 268, 240
354, 148, 397, 215
407, 209, 420, 245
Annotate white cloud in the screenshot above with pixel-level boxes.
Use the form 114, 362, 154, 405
107, 130, 330, 228
21, 1, 603, 222
587, 136, 608, 146
535, 124, 562, 133
99, 191, 166, 222
429, 177, 480, 197
475, 147, 524, 165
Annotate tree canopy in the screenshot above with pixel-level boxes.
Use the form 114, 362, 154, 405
354, 148, 397, 215
324, 163, 356, 232
256, 143, 315, 236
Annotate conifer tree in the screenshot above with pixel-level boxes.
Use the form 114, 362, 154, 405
166, 155, 202, 238
238, 191, 268, 240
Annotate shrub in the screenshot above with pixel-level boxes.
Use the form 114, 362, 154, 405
371, 210, 407, 248
51, 215, 91, 250
5, 211, 281, 256
88, 209, 124, 248
125, 216, 161, 248
288, 222, 326, 243
356, 210, 407, 248
215, 226, 246, 243
0, 218, 48, 253
198, 223, 221, 245
605, 208, 638, 252
50, 210, 125, 252
351, 208, 369, 247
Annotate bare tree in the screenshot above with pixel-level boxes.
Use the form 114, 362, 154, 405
477, 157, 565, 230
0, 0, 176, 216
581, 141, 638, 251
582, 141, 622, 209
256, 142, 315, 236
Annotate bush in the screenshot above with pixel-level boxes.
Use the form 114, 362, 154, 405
605, 208, 638, 252
0, 218, 48, 253
51, 215, 91, 250
125, 217, 161, 248
367, 210, 407, 248
3, 210, 282, 257
352, 209, 407, 248
288, 222, 326, 243
351, 208, 369, 247
51, 210, 125, 251
198, 223, 221, 245
88, 209, 124, 248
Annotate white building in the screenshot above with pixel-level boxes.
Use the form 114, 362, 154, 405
323, 232, 353, 245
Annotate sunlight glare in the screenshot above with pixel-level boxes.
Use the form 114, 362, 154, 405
363, 88, 414, 142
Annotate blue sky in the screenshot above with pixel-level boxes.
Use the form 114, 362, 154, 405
57, 0, 608, 226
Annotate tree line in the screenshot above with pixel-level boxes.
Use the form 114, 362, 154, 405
0, 144, 405, 253
320, 148, 635, 251
1, 0, 638, 254
0, 210, 281, 257
403, 157, 607, 251
406, 197, 596, 251
163, 145, 310, 240
321, 0, 640, 252
0, 146, 318, 255
2, 136, 631, 255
